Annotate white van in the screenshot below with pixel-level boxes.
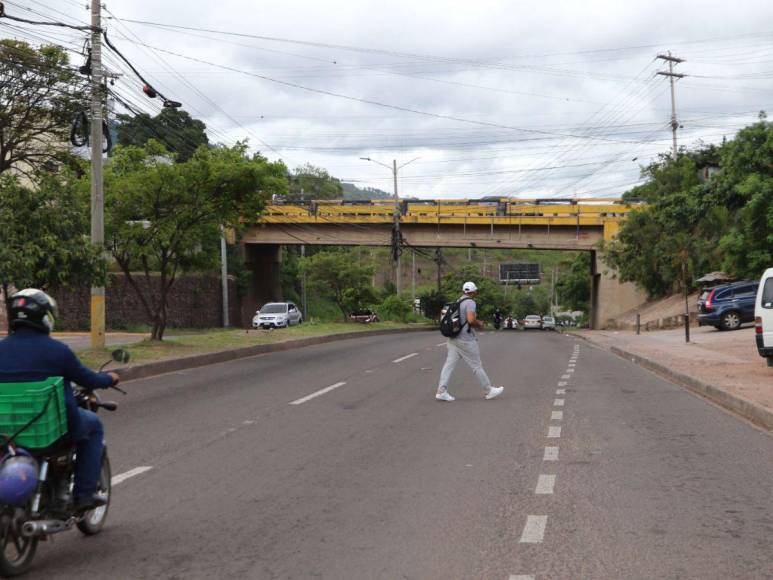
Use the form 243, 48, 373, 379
754, 268, 773, 367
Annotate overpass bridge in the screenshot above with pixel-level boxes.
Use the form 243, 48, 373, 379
240, 199, 647, 329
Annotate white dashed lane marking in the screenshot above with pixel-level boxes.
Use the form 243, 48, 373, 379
556, 389, 566, 395
558, 381, 567, 387
289, 382, 347, 405
548, 426, 562, 438
535, 474, 556, 495
561, 374, 570, 379
112, 466, 153, 486
544, 446, 559, 461
554, 398, 565, 407
393, 352, 418, 363
520, 515, 548, 543
435, 342, 447, 347
509, 575, 535, 580
551, 410, 563, 420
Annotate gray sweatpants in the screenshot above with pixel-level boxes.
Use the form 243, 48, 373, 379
437, 338, 492, 392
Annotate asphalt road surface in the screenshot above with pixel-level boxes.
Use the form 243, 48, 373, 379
32, 330, 772, 579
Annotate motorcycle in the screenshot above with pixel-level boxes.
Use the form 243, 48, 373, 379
493, 313, 503, 330
0, 349, 129, 577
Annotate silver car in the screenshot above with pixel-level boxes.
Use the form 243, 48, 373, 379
253, 302, 303, 329
523, 315, 542, 330
541, 316, 556, 330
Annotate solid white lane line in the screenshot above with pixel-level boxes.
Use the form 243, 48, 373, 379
558, 381, 568, 387
393, 352, 419, 363
520, 515, 548, 543
548, 426, 562, 438
551, 410, 563, 420
535, 474, 556, 495
544, 446, 559, 461
556, 389, 566, 395
289, 382, 347, 405
112, 466, 153, 486
554, 398, 565, 407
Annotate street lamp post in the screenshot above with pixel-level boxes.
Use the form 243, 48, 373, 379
360, 156, 419, 295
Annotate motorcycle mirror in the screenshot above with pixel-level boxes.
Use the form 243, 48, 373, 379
111, 349, 130, 364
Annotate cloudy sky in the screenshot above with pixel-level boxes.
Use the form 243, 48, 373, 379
3, 0, 773, 198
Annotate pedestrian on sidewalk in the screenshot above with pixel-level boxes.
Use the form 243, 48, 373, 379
436, 281, 504, 402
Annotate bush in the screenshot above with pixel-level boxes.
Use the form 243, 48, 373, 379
377, 295, 412, 322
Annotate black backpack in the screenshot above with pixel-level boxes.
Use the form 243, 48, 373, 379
439, 297, 471, 338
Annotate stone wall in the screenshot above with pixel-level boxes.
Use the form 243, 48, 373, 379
50, 273, 242, 331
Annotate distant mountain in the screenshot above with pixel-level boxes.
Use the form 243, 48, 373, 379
341, 182, 392, 200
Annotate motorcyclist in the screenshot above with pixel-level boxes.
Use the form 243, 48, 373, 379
493, 309, 503, 329
0, 289, 120, 512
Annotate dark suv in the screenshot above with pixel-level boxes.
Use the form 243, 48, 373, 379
698, 280, 759, 331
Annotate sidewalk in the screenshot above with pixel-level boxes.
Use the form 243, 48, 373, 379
577, 326, 773, 430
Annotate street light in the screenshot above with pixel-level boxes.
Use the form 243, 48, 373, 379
360, 156, 420, 294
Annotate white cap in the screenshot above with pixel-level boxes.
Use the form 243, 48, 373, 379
462, 281, 478, 293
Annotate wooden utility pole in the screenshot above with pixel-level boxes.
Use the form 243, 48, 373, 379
89, 0, 105, 349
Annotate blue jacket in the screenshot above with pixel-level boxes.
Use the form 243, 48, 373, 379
0, 327, 115, 429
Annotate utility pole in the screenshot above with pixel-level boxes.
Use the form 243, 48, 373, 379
392, 159, 401, 294
657, 52, 686, 161
411, 249, 416, 304
300, 188, 307, 319
360, 156, 419, 296
220, 226, 229, 327
89, 0, 105, 349
435, 247, 442, 294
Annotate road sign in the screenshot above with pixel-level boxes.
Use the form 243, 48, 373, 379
500, 263, 541, 284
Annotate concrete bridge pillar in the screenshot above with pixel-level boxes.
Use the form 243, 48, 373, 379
241, 243, 283, 324
590, 250, 648, 329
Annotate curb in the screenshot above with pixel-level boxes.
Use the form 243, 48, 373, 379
575, 333, 773, 431
117, 327, 433, 383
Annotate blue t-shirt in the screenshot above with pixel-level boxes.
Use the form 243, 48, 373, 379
0, 327, 114, 429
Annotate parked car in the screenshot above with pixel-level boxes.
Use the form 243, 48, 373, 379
349, 309, 379, 323
698, 280, 759, 330
541, 316, 556, 330
253, 302, 303, 329
523, 315, 542, 330
504, 315, 518, 330
755, 268, 773, 367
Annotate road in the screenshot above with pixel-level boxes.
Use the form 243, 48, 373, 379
33, 330, 772, 579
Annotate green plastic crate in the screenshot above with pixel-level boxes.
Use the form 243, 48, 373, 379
0, 378, 67, 449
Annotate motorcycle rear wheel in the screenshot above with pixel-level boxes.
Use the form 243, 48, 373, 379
77, 452, 111, 536
0, 511, 38, 577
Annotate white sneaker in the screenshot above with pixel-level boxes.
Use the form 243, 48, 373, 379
435, 390, 455, 402
485, 386, 504, 400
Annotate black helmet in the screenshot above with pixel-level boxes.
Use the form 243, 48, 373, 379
7, 289, 57, 334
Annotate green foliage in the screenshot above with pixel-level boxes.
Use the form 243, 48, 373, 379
341, 182, 392, 200
300, 249, 375, 321
555, 253, 591, 312
0, 173, 103, 314
377, 294, 412, 322
101, 141, 286, 339
440, 264, 505, 320
608, 118, 773, 296
287, 164, 343, 200
508, 287, 551, 319
0, 40, 87, 177
419, 289, 445, 321
115, 108, 209, 163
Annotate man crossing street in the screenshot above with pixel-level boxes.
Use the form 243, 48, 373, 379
436, 281, 504, 402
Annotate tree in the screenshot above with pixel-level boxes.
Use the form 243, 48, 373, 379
0, 172, 103, 325
0, 40, 87, 178
300, 250, 375, 321
102, 141, 286, 340
555, 253, 591, 312
441, 264, 504, 321
115, 108, 209, 163
287, 164, 343, 200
